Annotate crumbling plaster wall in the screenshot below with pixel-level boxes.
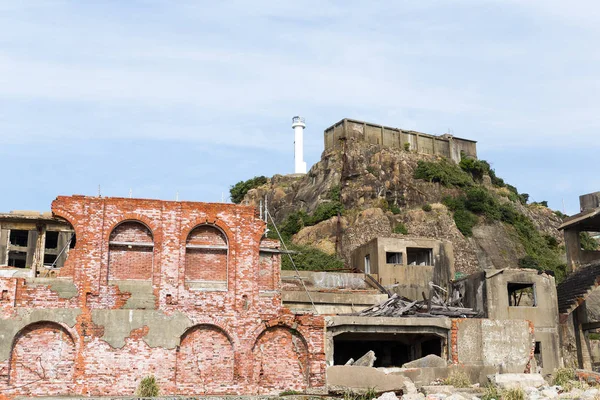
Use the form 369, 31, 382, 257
0, 196, 326, 399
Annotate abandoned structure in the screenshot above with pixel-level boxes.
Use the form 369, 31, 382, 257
556, 191, 600, 371
0, 196, 324, 397
323, 118, 477, 163
0, 211, 74, 275
0, 195, 564, 398
351, 237, 454, 300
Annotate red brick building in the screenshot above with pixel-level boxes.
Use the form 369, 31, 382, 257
0, 196, 325, 398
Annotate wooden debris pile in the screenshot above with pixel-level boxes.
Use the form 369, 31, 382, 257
355, 282, 479, 318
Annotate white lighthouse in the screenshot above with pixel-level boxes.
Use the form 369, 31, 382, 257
292, 116, 307, 174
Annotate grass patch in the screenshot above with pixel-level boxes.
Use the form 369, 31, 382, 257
553, 368, 576, 387
393, 223, 408, 235
502, 387, 525, 400
280, 389, 303, 396
443, 370, 471, 388
137, 375, 159, 397
422, 203, 432, 212
343, 387, 378, 400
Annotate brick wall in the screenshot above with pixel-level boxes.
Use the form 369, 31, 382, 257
0, 196, 325, 398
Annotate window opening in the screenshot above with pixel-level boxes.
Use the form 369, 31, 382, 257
9, 230, 29, 247
507, 282, 536, 307
44, 254, 57, 266
386, 252, 403, 264
407, 248, 433, 266
8, 251, 26, 268
534, 341, 543, 369
45, 231, 59, 249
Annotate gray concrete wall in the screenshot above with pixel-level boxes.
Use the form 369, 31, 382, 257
0, 227, 8, 265
351, 237, 454, 300
455, 319, 533, 373
483, 269, 561, 374
323, 119, 477, 163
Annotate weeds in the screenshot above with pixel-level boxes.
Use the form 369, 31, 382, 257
137, 375, 159, 397
443, 370, 471, 388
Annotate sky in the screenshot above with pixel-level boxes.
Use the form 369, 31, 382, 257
1, 1, 599, 215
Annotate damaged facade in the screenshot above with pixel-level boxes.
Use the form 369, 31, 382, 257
0, 196, 324, 397
0, 195, 564, 398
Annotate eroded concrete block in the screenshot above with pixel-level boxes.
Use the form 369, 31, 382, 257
489, 373, 546, 389
354, 350, 376, 367
403, 354, 447, 369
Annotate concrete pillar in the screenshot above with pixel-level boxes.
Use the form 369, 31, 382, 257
30, 224, 46, 278
415, 133, 420, 153
25, 230, 38, 269
564, 228, 581, 272
55, 231, 71, 268
580, 192, 600, 212
575, 304, 593, 370
0, 227, 8, 265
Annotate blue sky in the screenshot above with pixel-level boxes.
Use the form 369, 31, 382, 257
1, 1, 598, 215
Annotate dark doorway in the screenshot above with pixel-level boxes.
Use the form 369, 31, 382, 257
333, 332, 443, 367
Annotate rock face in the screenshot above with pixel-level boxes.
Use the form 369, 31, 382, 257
243, 140, 563, 274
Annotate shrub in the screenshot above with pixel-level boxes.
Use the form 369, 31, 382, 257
390, 203, 401, 215
393, 223, 408, 235
403, 142, 411, 151
309, 201, 343, 225
443, 370, 471, 388
518, 255, 539, 270
552, 368, 576, 387
414, 159, 473, 188
327, 185, 341, 201
453, 209, 478, 237
580, 232, 599, 251
422, 203, 432, 212
229, 176, 268, 204
282, 243, 345, 271
366, 166, 377, 176
502, 387, 525, 400
518, 193, 529, 205
459, 157, 489, 182
277, 211, 309, 240
481, 384, 501, 400
544, 234, 559, 248
137, 375, 159, 397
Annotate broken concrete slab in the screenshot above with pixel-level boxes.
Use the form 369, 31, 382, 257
402, 354, 447, 369
375, 392, 399, 400
489, 373, 546, 389
353, 350, 376, 367
345, 358, 355, 365
327, 365, 413, 393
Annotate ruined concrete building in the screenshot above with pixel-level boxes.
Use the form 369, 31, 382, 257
0, 119, 583, 398
324, 118, 477, 163
0, 194, 565, 398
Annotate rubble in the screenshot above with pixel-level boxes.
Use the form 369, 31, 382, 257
489, 373, 546, 389
352, 350, 377, 367
355, 292, 478, 318
403, 354, 447, 369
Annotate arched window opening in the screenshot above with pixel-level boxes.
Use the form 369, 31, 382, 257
185, 225, 228, 290
108, 221, 154, 280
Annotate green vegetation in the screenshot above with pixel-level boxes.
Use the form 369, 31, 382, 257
403, 142, 411, 151
554, 210, 569, 219
459, 157, 491, 182
531, 200, 549, 207
589, 332, 600, 340
481, 384, 502, 400
552, 368, 576, 387
137, 376, 159, 397
366, 166, 377, 176
274, 201, 344, 241
502, 387, 525, 400
443, 187, 565, 280
390, 203, 401, 215
414, 159, 473, 188
327, 184, 341, 201
281, 243, 345, 271
343, 387, 378, 400
580, 232, 599, 251
393, 223, 408, 235
443, 370, 471, 388
422, 203, 432, 212
229, 176, 268, 204
280, 390, 303, 396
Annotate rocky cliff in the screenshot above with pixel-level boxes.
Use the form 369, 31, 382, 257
243, 140, 565, 277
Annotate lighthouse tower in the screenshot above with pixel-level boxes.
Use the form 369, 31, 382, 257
292, 116, 307, 174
